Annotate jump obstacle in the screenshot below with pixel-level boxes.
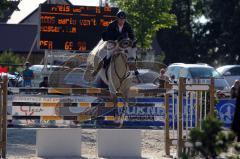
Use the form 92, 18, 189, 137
4, 77, 215, 158
164, 78, 215, 157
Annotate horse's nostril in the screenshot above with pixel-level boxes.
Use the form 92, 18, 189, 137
128, 57, 135, 61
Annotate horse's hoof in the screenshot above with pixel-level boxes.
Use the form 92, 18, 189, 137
116, 92, 122, 96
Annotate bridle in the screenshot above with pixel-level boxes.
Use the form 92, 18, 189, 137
107, 39, 135, 92
112, 53, 130, 91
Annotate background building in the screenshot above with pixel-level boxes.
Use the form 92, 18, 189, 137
0, 0, 71, 65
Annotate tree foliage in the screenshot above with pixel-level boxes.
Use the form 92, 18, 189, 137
157, 0, 198, 64
184, 115, 240, 158
0, 0, 17, 18
157, 0, 240, 65
109, 0, 176, 49
0, 51, 23, 72
194, 0, 240, 65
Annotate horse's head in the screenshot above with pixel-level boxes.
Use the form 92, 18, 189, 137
107, 39, 137, 63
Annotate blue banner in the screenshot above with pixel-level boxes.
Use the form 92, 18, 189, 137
215, 99, 236, 127
100, 98, 237, 128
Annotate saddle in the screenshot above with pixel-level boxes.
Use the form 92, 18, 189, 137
103, 56, 112, 81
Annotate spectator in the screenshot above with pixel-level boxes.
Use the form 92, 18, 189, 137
39, 76, 49, 87
22, 62, 34, 87
153, 68, 169, 88
231, 80, 240, 142
231, 80, 240, 98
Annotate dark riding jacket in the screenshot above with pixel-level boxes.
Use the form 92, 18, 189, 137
102, 20, 135, 41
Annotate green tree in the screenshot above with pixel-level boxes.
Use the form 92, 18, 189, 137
185, 115, 240, 158
109, 0, 176, 49
194, 0, 240, 65
154, 0, 240, 65
0, 51, 23, 72
0, 0, 17, 18
156, 0, 208, 64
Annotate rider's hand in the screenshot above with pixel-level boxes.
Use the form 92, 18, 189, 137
134, 70, 139, 76
92, 71, 97, 77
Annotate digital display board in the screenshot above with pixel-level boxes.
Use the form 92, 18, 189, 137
39, 4, 118, 52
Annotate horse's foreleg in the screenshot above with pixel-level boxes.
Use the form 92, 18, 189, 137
117, 94, 128, 128
110, 93, 118, 121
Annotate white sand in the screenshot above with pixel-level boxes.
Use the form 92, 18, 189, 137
6, 128, 175, 159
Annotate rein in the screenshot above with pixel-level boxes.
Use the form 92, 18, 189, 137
112, 52, 130, 91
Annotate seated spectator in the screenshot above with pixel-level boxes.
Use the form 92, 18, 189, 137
39, 76, 49, 87
153, 68, 169, 88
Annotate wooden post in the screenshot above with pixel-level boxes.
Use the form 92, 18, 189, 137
164, 81, 170, 156
2, 76, 8, 158
196, 91, 201, 128
209, 78, 215, 116
0, 76, 7, 158
177, 77, 184, 158
0, 80, 2, 158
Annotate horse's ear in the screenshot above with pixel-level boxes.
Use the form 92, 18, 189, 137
132, 40, 137, 48
102, 31, 108, 41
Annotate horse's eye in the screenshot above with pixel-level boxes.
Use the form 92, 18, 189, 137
119, 40, 131, 48
107, 40, 117, 50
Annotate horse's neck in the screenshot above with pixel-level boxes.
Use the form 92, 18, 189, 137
111, 54, 129, 77
98, 54, 129, 85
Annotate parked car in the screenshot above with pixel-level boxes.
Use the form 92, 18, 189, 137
166, 63, 231, 98
63, 67, 90, 87
216, 65, 240, 87
29, 65, 68, 87
0, 72, 23, 87
63, 68, 160, 88
131, 69, 160, 83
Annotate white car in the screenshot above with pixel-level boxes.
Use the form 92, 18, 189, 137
0, 72, 23, 87
166, 63, 231, 98
29, 65, 67, 87
216, 65, 240, 87
63, 68, 160, 88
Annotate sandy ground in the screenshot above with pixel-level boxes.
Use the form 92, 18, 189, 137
6, 128, 176, 159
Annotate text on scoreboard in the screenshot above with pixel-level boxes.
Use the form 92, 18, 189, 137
40, 4, 118, 52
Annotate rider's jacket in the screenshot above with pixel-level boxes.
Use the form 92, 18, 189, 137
102, 20, 135, 41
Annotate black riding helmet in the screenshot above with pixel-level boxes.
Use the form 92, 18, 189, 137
116, 11, 126, 19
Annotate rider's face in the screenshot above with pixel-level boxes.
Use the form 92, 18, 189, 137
118, 18, 125, 26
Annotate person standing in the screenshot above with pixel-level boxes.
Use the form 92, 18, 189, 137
22, 62, 34, 87
231, 80, 240, 141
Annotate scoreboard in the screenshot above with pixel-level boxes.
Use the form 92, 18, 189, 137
39, 4, 118, 52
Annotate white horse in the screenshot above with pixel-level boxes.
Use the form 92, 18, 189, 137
85, 39, 137, 98
84, 39, 137, 125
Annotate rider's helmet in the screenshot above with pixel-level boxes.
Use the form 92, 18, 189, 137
116, 11, 126, 19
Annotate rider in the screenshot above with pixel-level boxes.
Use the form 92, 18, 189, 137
102, 10, 135, 41
92, 10, 136, 77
